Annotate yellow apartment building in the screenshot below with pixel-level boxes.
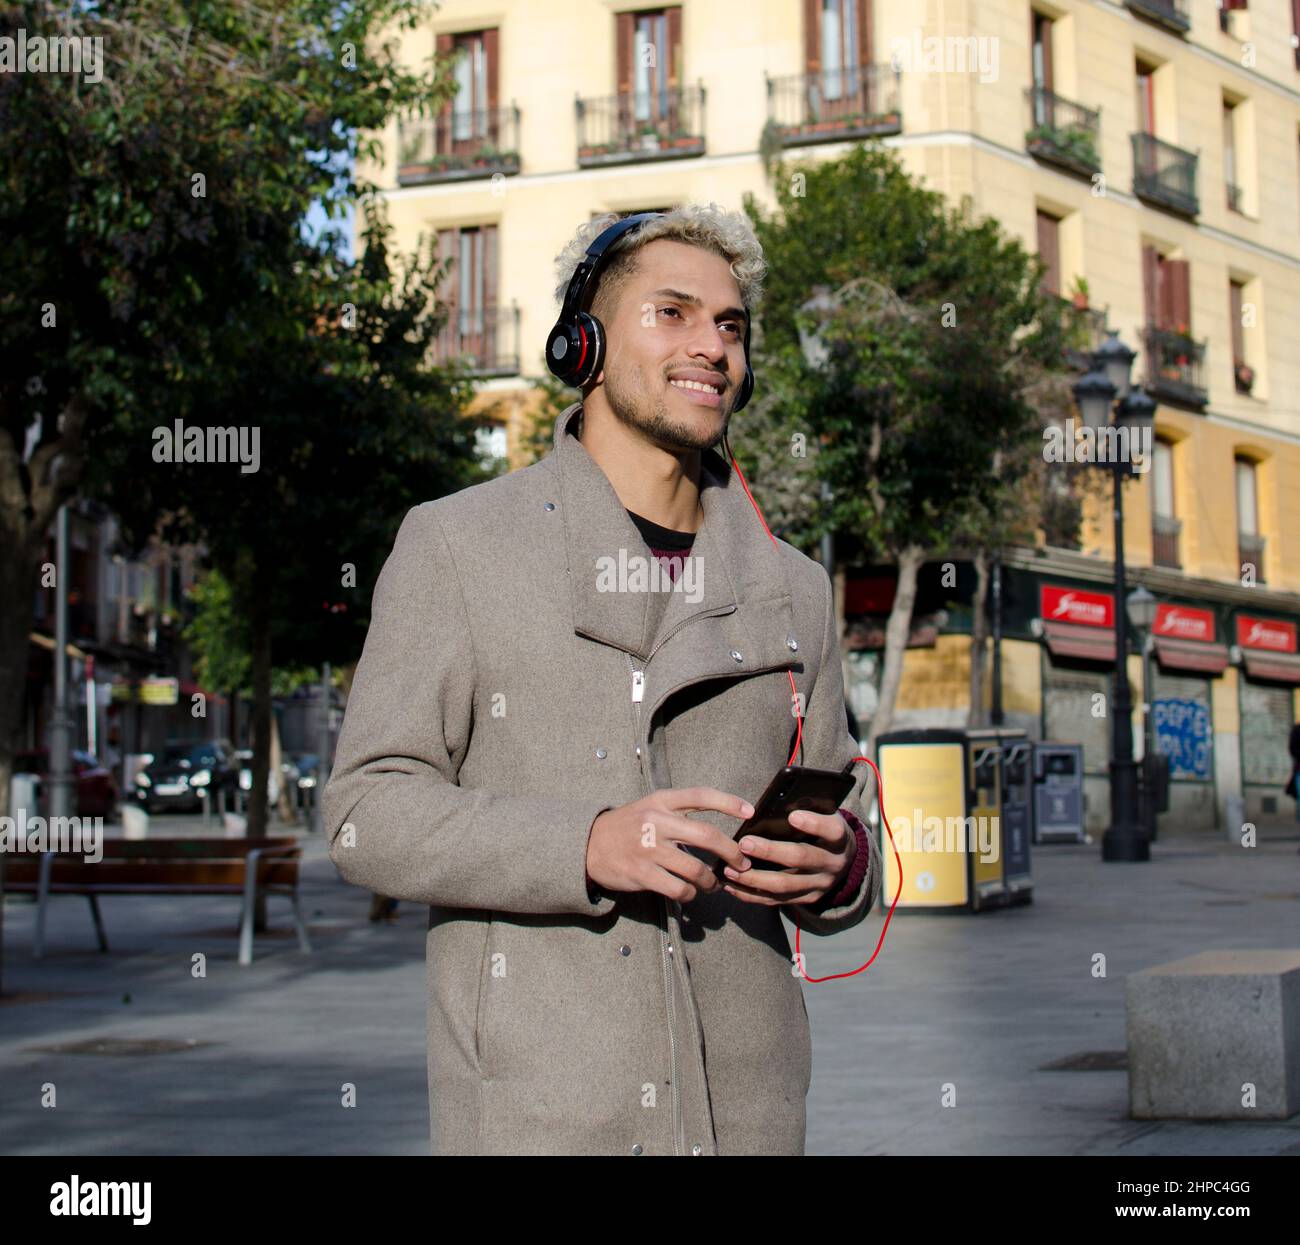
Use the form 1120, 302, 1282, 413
363, 0, 1300, 831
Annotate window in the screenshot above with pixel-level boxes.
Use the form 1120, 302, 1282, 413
1141, 246, 1191, 333
804, 0, 872, 111
1031, 12, 1053, 91
1036, 210, 1062, 297
1135, 62, 1155, 134
434, 29, 499, 154
1235, 457, 1258, 537
1222, 99, 1240, 211
1229, 279, 1250, 391
1151, 438, 1180, 568
435, 224, 499, 365
1235, 456, 1264, 582
616, 7, 681, 123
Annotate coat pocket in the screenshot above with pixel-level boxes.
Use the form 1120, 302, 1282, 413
473, 919, 495, 1076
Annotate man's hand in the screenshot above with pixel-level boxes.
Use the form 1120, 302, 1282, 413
720, 809, 856, 907
586, 786, 755, 903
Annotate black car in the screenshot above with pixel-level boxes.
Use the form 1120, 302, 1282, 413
132, 740, 239, 813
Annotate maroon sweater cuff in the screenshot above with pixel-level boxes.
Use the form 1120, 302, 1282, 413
809, 809, 871, 911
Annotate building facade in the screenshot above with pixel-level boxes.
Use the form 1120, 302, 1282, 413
366, 0, 1300, 831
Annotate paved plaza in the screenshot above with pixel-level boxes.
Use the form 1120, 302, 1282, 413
2, 814, 1298, 1155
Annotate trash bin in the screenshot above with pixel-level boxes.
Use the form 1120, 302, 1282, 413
1032, 743, 1085, 844
875, 728, 1010, 913
997, 732, 1033, 906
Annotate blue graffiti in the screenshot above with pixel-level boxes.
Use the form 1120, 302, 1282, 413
1153, 697, 1211, 780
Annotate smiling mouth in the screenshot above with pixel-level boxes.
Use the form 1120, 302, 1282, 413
668, 378, 725, 402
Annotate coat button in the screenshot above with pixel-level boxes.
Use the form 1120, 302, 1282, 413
692, 1144, 703, 1155
595, 747, 607, 759
543, 501, 556, 511
631, 1143, 643, 1155
619, 944, 631, 956
730, 649, 743, 662
787, 635, 799, 651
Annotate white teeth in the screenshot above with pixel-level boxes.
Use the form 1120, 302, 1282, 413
670, 379, 720, 394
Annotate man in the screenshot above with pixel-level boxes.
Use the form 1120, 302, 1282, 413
323, 203, 882, 1156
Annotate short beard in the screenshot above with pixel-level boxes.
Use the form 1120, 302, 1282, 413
602, 365, 729, 454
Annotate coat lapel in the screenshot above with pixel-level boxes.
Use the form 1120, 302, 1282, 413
548, 402, 801, 726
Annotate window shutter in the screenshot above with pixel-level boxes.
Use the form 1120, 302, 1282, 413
484, 27, 499, 121
666, 6, 682, 86
616, 11, 634, 94
1141, 245, 1160, 326
1222, 0, 1247, 10
857, 0, 871, 68
1228, 282, 1244, 363
484, 224, 498, 311
436, 32, 454, 121
804, 0, 821, 73
1036, 212, 1061, 297
1166, 259, 1191, 332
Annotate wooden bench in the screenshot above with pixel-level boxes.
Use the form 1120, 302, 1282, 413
4, 837, 312, 966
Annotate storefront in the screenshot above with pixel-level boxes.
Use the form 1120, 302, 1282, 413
1235, 614, 1300, 821
1147, 603, 1227, 824
1036, 583, 1116, 831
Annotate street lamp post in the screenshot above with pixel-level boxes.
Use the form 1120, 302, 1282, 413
1126, 585, 1159, 841
1072, 332, 1157, 862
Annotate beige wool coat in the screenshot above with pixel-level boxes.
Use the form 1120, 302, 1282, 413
323, 401, 882, 1156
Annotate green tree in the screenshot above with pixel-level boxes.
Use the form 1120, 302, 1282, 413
738, 143, 1080, 748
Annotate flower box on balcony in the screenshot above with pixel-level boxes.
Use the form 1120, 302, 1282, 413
1235, 361, 1254, 394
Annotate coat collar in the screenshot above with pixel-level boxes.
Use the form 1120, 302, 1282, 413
546, 402, 799, 674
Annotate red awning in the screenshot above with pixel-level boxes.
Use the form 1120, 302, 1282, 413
1242, 650, 1300, 685
1043, 621, 1116, 663
1154, 637, 1230, 674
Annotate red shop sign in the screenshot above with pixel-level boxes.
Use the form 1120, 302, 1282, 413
1040, 584, 1115, 629
1236, 615, 1298, 654
1154, 603, 1216, 643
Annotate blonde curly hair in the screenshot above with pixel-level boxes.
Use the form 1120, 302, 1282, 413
552, 202, 767, 326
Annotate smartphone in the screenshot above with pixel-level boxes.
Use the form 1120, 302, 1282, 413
711, 763, 857, 879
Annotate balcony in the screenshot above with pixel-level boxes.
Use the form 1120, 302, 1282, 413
397, 105, 521, 186
1054, 296, 1112, 371
1238, 533, 1266, 584
1124, 0, 1190, 34
1144, 326, 1208, 408
1152, 514, 1182, 569
575, 84, 706, 167
1025, 87, 1102, 178
1131, 133, 1198, 216
764, 64, 902, 147
431, 303, 520, 378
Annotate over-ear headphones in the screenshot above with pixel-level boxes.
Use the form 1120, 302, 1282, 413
546, 211, 754, 413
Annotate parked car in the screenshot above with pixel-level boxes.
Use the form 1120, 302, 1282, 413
13, 748, 118, 818
132, 740, 239, 813
235, 750, 306, 807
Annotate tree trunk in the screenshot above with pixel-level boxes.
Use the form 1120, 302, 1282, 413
867, 544, 924, 754
246, 571, 272, 841
967, 548, 990, 728
0, 545, 42, 996
271, 709, 296, 824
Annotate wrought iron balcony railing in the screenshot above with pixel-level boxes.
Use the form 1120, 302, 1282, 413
1131, 132, 1199, 216
1152, 513, 1182, 569
1144, 325, 1208, 408
1238, 532, 1266, 584
1025, 87, 1101, 177
430, 303, 520, 378
1225, 182, 1243, 213
397, 105, 521, 185
575, 84, 706, 167
1053, 296, 1111, 371
765, 63, 902, 145
1124, 0, 1191, 34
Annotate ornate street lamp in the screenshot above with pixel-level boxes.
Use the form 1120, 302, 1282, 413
1071, 335, 1154, 862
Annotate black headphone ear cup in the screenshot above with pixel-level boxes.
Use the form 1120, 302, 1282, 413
732, 366, 754, 413
571, 311, 605, 388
